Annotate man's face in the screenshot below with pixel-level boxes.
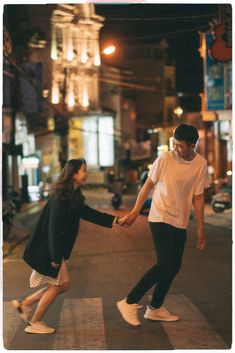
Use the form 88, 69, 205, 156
172, 138, 195, 160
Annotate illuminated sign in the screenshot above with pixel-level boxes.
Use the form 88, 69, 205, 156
205, 33, 225, 110
22, 155, 39, 169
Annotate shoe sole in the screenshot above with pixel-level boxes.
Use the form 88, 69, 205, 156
144, 314, 179, 322
116, 302, 141, 327
24, 328, 55, 334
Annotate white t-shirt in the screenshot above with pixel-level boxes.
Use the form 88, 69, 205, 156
148, 151, 208, 229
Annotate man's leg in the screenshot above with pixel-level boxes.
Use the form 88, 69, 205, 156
117, 222, 161, 326
126, 222, 173, 304
150, 224, 186, 309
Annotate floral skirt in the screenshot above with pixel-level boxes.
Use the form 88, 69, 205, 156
30, 260, 69, 288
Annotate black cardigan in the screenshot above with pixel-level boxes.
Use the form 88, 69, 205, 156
23, 189, 115, 277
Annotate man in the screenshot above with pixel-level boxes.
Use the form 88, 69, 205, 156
117, 124, 208, 327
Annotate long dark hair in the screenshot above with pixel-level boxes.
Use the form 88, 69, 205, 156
49, 158, 86, 200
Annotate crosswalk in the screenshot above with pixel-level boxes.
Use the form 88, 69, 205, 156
3, 294, 228, 350
154, 294, 227, 349
53, 298, 107, 350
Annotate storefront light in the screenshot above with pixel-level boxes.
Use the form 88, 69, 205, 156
22, 155, 39, 169
99, 117, 114, 166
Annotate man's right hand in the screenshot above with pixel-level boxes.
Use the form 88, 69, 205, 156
121, 210, 139, 227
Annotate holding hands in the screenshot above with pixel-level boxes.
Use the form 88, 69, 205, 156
116, 210, 139, 227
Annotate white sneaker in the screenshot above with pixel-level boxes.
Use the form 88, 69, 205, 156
12, 299, 32, 322
117, 298, 142, 327
144, 306, 179, 322
24, 321, 55, 334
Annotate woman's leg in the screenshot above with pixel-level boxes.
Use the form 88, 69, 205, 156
30, 281, 69, 323
22, 287, 48, 307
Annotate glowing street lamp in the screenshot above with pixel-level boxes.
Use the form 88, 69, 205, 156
102, 45, 116, 56
174, 106, 183, 118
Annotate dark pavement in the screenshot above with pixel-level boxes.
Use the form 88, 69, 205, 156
2, 188, 232, 350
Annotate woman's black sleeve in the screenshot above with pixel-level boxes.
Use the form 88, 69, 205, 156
79, 204, 115, 228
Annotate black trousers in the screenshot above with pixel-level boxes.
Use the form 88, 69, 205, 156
127, 222, 186, 308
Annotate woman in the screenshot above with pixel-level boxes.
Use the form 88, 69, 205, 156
12, 158, 123, 334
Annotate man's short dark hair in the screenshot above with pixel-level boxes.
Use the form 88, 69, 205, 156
173, 124, 199, 144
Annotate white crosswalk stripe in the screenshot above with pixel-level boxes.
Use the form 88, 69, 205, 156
3, 295, 228, 350
149, 294, 227, 349
53, 298, 107, 350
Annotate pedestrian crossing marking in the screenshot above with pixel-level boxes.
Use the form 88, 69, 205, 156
3, 302, 22, 349
53, 298, 107, 350
3, 295, 228, 350
149, 294, 227, 349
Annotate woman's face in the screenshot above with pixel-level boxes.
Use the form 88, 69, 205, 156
73, 164, 87, 187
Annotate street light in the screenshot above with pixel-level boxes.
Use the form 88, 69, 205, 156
174, 106, 183, 118
102, 45, 116, 56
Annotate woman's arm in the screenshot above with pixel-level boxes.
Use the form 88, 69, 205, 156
79, 204, 115, 228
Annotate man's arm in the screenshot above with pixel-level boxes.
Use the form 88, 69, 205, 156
124, 177, 154, 226
193, 193, 206, 250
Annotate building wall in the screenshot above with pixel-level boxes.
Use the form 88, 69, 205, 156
105, 42, 176, 132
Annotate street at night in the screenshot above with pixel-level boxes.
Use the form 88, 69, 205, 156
2, 2, 232, 351
3, 191, 232, 350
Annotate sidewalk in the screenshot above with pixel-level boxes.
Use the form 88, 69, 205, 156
2, 201, 45, 258
2, 189, 232, 257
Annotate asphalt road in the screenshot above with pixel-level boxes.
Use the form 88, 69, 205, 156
2, 201, 232, 350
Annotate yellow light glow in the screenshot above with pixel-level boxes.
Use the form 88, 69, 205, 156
52, 82, 59, 104
94, 53, 101, 66
66, 26, 74, 61
174, 106, 183, 117
51, 26, 58, 60
103, 45, 116, 55
51, 45, 58, 60
82, 87, 89, 108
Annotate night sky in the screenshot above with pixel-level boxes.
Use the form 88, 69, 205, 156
4, 3, 220, 112
95, 3, 220, 111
